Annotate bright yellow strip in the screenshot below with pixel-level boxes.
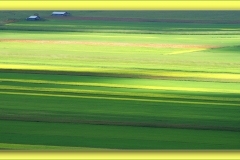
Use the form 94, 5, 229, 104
0, 91, 239, 106
1, 1, 240, 10
168, 49, 206, 55
1, 78, 240, 94
1, 85, 240, 102
0, 151, 240, 160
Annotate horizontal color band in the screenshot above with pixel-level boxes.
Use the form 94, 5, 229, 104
0, 1, 240, 10
0, 151, 240, 159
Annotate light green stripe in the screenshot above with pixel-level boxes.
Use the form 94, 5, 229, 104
1, 78, 240, 94
1, 85, 240, 102
0, 91, 239, 106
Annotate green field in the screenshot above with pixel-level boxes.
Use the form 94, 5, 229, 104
0, 11, 240, 150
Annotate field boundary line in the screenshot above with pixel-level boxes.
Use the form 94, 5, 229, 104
1, 85, 240, 102
0, 91, 239, 106
1, 78, 240, 94
1, 65, 240, 81
167, 49, 207, 55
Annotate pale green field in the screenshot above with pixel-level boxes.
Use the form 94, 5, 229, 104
1, 30, 240, 74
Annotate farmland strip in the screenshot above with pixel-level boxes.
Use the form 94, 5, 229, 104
0, 143, 103, 150
0, 91, 239, 106
1, 85, 240, 103
1, 65, 240, 82
1, 78, 240, 94
1, 116, 239, 132
0, 39, 219, 49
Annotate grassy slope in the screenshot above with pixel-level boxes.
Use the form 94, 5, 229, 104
1, 120, 239, 149
2, 11, 240, 21
0, 11, 240, 149
1, 31, 240, 75
1, 11, 240, 33
0, 142, 103, 150
1, 75, 240, 128
0, 72, 240, 149
2, 20, 240, 33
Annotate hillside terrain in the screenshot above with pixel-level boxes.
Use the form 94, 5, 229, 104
0, 11, 240, 150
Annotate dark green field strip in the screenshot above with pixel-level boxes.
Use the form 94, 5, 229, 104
2, 18, 240, 34
1, 72, 240, 90
1, 69, 240, 83
0, 90, 239, 131
0, 110, 239, 132
0, 143, 103, 150
1, 76, 240, 99
2, 79, 240, 99
1, 26, 240, 36
1, 120, 240, 149
2, 11, 240, 22
1, 85, 240, 106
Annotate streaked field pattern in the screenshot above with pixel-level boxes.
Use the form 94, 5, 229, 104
0, 11, 240, 149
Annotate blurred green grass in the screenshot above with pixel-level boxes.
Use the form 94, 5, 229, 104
0, 11, 240, 150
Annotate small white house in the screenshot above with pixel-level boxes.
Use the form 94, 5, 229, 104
26, 16, 41, 21
51, 12, 69, 16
